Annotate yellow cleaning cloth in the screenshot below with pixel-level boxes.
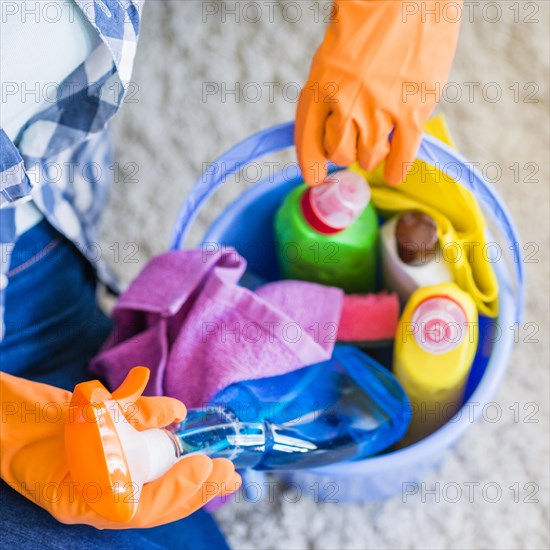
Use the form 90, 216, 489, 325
353, 114, 499, 317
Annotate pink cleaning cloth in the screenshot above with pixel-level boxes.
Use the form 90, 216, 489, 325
337, 293, 400, 342
91, 248, 344, 407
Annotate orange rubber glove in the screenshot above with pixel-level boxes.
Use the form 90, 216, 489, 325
296, 0, 463, 185
0, 370, 241, 529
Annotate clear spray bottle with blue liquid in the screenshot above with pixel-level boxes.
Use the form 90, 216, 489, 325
175, 346, 409, 469
66, 346, 409, 520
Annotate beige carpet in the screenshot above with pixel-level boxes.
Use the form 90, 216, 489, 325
103, 2, 549, 548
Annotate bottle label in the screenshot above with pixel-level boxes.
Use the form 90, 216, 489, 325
411, 296, 467, 354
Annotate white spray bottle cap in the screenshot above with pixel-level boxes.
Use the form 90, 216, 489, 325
65, 370, 181, 522
309, 170, 371, 231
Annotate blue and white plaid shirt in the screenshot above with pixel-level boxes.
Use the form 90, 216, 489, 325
0, 0, 144, 337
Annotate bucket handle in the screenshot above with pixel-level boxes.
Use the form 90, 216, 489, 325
170, 121, 524, 322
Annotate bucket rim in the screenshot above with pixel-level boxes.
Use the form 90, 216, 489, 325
171, 121, 524, 322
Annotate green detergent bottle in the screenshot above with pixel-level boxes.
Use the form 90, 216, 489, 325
274, 170, 379, 293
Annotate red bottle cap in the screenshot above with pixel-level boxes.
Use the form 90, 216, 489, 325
301, 170, 371, 234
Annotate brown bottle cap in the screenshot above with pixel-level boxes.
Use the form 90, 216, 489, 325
395, 212, 438, 265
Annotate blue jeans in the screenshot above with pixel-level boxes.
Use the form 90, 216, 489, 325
0, 220, 229, 550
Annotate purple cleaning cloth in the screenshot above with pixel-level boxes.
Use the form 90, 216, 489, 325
91, 248, 344, 407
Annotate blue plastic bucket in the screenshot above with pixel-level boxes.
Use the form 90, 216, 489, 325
170, 122, 524, 502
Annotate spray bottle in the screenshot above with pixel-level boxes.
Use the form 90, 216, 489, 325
65, 346, 409, 521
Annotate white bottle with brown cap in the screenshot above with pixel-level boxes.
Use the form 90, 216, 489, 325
380, 211, 453, 304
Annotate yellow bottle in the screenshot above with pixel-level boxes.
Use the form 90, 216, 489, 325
394, 282, 478, 444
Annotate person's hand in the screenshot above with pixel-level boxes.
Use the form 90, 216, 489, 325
0, 369, 240, 529
296, 0, 462, 186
